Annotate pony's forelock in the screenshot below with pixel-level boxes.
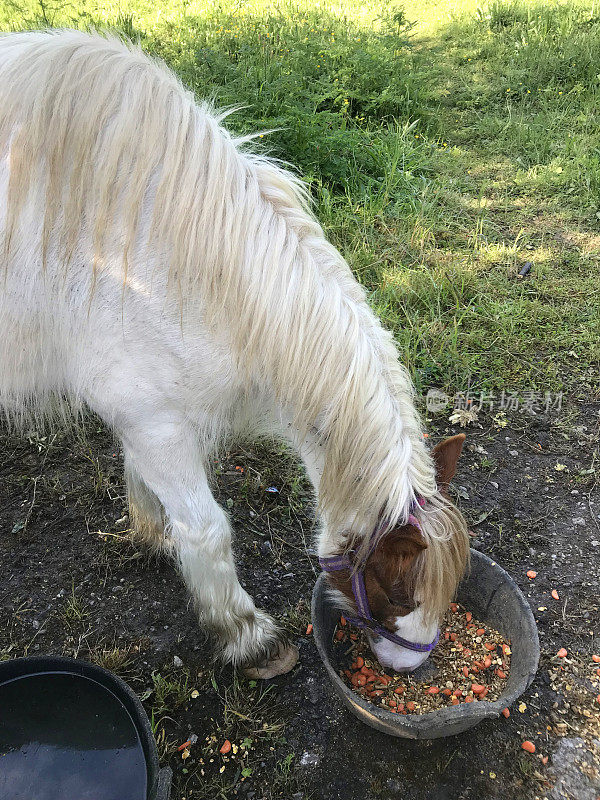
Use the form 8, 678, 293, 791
411, 493, 470, 623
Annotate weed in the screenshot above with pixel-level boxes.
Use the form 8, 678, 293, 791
220, 674, 284, 739
282, 598, 311, 636
151, 717, 179, 761
88, 643, 138, 676
63, 582, 88, 622
148, 670, 191, 716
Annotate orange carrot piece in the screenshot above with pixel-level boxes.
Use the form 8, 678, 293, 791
521, 741, 536, 754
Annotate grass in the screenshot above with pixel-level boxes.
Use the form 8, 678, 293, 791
63, 582, 89, 622
196, 674, 295, 800
148, 669, 192, 716
142, 665, 295, 800
1, 0, 599, 396
89, 642, 139, 675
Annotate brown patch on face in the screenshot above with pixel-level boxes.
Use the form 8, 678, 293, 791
327, 523, 427, 632
328, 434, 467, 631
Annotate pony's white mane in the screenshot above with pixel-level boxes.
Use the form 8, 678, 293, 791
0, 30, 466, 620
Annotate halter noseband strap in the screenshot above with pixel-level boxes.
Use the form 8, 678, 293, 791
318, 500, 440, 654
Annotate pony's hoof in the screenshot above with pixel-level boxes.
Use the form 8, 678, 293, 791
241, 643, 299, 679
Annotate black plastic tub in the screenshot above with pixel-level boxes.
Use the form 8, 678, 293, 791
312, 549, 540, 739
0, 655, 172, 800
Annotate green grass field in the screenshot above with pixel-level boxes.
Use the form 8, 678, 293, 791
1, 0, 599, 396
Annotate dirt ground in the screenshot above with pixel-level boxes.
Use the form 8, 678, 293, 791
1, 401, 599, 800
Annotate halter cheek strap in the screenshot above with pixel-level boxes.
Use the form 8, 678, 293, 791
318, 502, 440, 654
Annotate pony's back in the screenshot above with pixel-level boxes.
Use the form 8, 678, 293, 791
1, 30, 216, 275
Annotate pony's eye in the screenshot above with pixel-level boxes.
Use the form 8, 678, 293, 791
386, 585, 414, 609
385, 593, 415, 614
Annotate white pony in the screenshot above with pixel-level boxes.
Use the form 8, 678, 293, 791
0, 30, 469, 677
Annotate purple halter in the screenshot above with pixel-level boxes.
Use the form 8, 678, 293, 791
319, 500, 440, 654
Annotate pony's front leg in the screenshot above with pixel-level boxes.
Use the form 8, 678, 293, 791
173, 494, 298, 677
122, 421, 298, 677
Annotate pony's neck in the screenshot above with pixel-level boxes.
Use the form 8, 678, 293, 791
297, 279, 435, 549
276, 334, 435, 560
231, 198, 438, 553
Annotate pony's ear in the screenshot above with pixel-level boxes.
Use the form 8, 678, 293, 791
378, 526, 427, 566
432, 433, 466, 488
